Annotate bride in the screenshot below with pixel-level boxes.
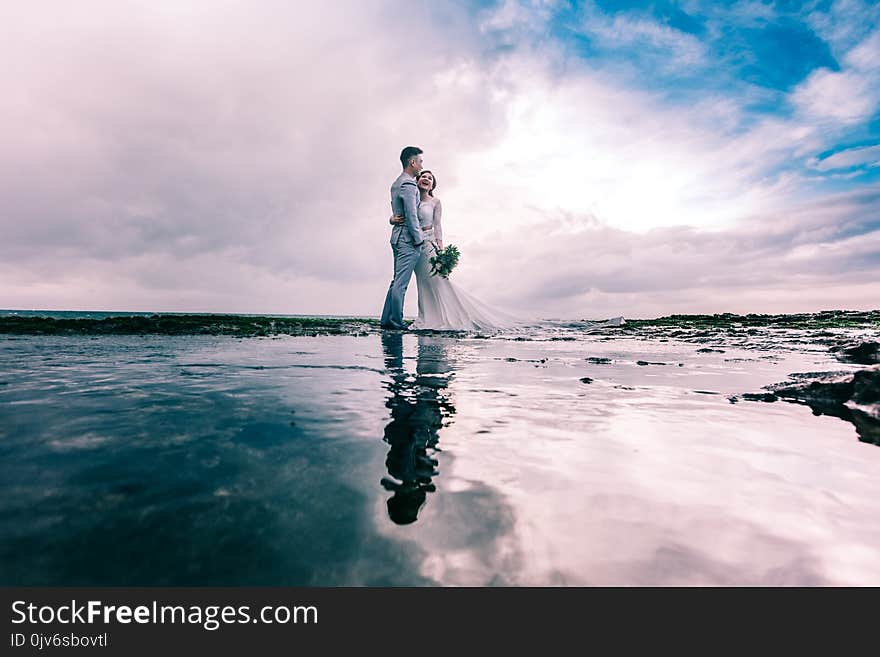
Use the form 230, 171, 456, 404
390, 170, 517, 331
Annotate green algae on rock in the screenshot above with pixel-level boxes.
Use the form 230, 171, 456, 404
620, 310, 880, 331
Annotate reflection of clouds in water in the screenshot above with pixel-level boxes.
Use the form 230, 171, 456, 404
631, 541, 827, 587
380, 333, 456, 525
412, 335, 880, 585
506, 491, 834, 586
9, 376, 439, 585
1, 334, 441, 585
378, 332, 525, 583
413, 480, 524, 586
8, 329, 878, 584
624, 520, 829, 587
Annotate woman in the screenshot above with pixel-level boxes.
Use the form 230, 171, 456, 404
390, 170, 518, 331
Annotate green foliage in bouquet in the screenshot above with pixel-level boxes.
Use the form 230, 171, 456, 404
429, 244, 460, 279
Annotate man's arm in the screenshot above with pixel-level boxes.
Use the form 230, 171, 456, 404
399, 180, 423, 245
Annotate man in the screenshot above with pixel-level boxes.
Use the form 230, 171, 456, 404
380, 146, 425, 330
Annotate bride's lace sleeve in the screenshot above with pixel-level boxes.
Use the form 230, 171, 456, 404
433, 199, 443, 242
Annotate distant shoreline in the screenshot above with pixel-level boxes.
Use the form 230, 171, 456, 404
0, 314, 380, 337
0, 310, 877, 337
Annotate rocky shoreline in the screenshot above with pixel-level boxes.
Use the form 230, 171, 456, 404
0, 314, 379, 337
2, 309, 877, 339
734, 366, 880, 445
4, 310, 878, 445
732, 339, 880, 445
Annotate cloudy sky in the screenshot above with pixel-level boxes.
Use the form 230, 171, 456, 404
2, 0, 878, 319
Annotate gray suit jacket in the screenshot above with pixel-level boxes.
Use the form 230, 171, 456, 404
390, 172, 423, 246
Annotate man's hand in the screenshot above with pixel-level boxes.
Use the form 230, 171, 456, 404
389, 214, 405, 225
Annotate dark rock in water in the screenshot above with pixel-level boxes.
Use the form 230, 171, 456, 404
579, 377, 594, 384
771, 369, 879, 408
696, 348, 725, 353
831, 342, 880, 365
636, 360, 666, 366
742, 369, 880, 445
584, 357, 612, 364
742, 392, 779, 402
787, 370, 852, 381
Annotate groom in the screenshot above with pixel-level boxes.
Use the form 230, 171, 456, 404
380, 146, 425, 330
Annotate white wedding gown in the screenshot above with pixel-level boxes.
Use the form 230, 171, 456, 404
409, 197, 519, 331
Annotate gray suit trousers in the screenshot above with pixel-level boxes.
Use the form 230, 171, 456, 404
380, 239, 423, 329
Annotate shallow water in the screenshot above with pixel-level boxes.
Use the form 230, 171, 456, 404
1, 326, 879, 585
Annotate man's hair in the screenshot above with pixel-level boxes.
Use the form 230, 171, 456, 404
400, 146, 423, 169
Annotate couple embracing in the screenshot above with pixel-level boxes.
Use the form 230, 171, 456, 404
379, 146, 513, 332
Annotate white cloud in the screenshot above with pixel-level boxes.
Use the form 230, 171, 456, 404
0, 1, 876, 318
479, 0, 558, 33
728, 0, 778, 22
808, 0, 880, 60
455, 186, 880, 318
792, 68, 879, 124
809, 144, 880, 171
577, 9, 707, 71
792, 27, 880, 125
844, 27, 880, 70
437, 52, 825, 243
0, 1, 505, 312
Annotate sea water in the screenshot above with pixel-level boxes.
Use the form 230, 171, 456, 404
1, 321, 879, 585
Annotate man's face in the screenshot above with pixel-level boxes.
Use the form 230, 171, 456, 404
411, 154, 424, 174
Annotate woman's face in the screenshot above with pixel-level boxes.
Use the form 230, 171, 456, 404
417, 171, 434, 192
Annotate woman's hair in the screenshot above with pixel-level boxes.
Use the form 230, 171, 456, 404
418, 170, 437, 197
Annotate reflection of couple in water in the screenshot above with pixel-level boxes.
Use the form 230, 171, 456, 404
380, 332, 455, 525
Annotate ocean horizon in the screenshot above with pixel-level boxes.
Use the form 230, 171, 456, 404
3, 307, 879, 323
0, 309, 377, 320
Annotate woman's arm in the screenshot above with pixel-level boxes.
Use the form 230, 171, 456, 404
433, 199, 443, 250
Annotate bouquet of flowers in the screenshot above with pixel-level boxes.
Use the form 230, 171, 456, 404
429, 244, 460, 279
